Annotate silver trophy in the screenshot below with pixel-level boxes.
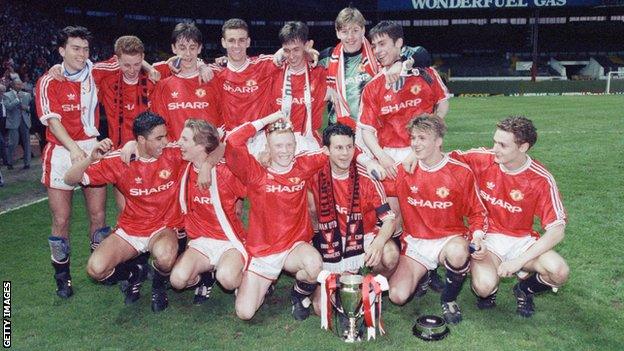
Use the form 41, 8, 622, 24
333, 274, 364, 343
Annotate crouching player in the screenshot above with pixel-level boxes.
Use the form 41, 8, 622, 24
64, 112, 183, 312
451, 116, 569, 317
169, 119, 247, 303
386, 115, 488, 324
310, 123, 397, 314
225, 111, 328, 321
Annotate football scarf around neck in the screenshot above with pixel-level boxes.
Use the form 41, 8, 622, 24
112, 71, 149, 147
326, 38, 379, 120
62, 59, 99, 137
281, 64, 313, 138
313, 160, 364, 264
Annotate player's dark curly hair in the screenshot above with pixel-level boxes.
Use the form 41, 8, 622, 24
497, 116, 538, 149
58, 26, 92, 48
132, 111, 166, 139
322, 123, 354, 147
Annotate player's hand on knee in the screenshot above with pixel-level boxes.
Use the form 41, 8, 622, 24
470, 238, 487, 261
364, 239, 384, 267
69, 148, 88, 164
497, 259, 523, 278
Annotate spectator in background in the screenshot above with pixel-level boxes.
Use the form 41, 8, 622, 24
5, 80, 32, 169
0, 83, 8, 166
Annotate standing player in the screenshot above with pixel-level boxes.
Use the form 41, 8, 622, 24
64, 112, 183, 312
151, 22, 222, 140
386, 115, 487, 324
169, 119, 247, 303
35, 26, 107, 298
359, 21, 450, 245
269, 21, 327, 153
225, 111, 327, 321
450, 116, 569, 317
310, 123, 397, 313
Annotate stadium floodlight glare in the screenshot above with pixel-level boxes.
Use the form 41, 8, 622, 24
605, 71, 623, 94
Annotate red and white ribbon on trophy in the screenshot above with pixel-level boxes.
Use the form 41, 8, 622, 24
317, 271, 339, 331
362, 274, 389, 340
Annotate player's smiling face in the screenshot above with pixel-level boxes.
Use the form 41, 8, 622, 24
171, 38, 202, 71
118, 53, 144, 82
140, 125, 168, 159
328, 135, 355, 174
410, 128, 442, 165
178, 127, 204, 162
371, 33, 402, 68
492, 129, 528, 169
282, 39, 309, 70
337, 23, 365, 54
222, 28, 250, 65
267, 131, 296, 168
59, 37, 89, 72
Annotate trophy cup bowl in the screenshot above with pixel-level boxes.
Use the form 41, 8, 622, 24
334, 274, 364, 342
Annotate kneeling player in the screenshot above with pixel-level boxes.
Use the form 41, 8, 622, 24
64, 112, 183, 312
451, 116, 569, 317
169, 119, 247, 303
225, 111, 327, 321
386, 115, 487, 324
310, 123, 397, 314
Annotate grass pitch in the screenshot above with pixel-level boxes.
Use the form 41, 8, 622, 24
1, 95, 623, 350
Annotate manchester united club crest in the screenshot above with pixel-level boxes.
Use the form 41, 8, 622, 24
510, 189, 524, 201
436, 186, 450, 198
246, 79, 257, 87
289, 177, 301, 184
195, 88, 206, 98
410, 84, 421, 95
159, 169, 172, 179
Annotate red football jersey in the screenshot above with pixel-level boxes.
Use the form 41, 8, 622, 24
268, 65, 327, 140
359, 67, 448, 148
384, 155, 487, 239
179, 161, 247, 241
450, 149, 567, 237
151, 73, 222, 140
310, 165, 393, 236
35, 73, 100, 145
91, 57, 171, 146
82, 146, 184, 236
214, 56, 281, 130
225, 122, 327, 257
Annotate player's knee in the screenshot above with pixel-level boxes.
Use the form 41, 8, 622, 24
445, 242, 469, 266
303, 254, 323, 279
217, 267, 242, 290
86, 256, 110, 280
151, 245, 177, 271
389, 288, 410, 305
51, 214, 70, 233
471, 276, 498, 298
235, 302, 256, 321
548, 259, 569, 285
169, 267, 190, 290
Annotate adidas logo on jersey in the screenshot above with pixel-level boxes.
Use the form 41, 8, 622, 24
381, 98, 422, 114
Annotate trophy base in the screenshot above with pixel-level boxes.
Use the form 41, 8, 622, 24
334, 313, 365, 342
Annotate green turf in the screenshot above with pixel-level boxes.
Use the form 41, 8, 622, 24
1, 95, 623, 350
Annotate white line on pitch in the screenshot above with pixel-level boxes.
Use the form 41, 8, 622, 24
0, 196, 48, 216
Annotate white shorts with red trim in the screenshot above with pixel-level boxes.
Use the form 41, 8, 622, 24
402, 234, 460, 270
382, 146, 413, 166
114, 226, 166, 253
41, 138, 97, 190
247, 241, 305, 280
322, 233, 375, 274
188, 237, 236, 266
484, 233, 536, 263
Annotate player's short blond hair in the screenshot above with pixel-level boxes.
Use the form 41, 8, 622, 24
335, 7, 366, 31
114, 36, 144, 56
407, 114, 447, 139
184, 119, 220, 154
